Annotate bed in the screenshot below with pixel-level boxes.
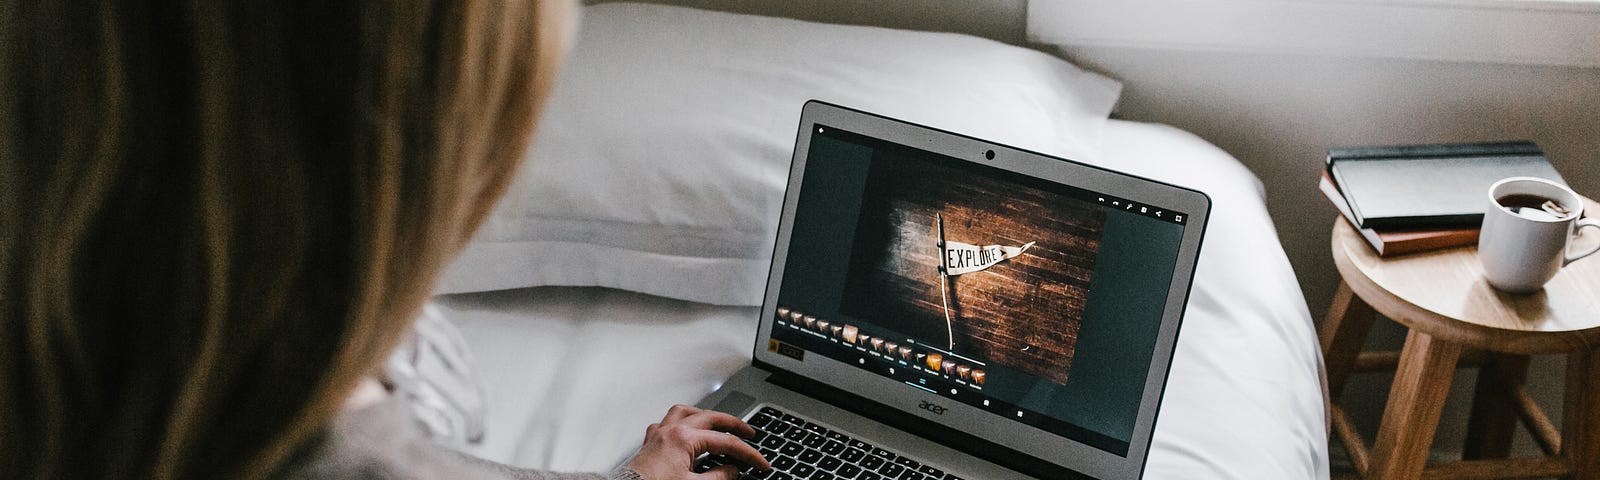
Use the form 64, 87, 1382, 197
426, 4, 1330, 479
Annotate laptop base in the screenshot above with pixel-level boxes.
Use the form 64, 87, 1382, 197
699, 366, 1057, 480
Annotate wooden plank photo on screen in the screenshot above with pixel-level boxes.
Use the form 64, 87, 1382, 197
840, 155, 1104, 385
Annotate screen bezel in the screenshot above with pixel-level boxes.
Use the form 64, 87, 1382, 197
752, 101, 1211, 479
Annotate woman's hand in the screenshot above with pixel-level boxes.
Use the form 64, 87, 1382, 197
627, 404, 771, 480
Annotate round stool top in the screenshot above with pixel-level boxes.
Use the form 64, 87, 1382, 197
1330, 196, 1600, 354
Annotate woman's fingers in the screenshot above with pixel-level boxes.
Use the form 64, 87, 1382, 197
693, 429, 770, 470
697, 464, 743, 480
661, 404, 700, 424
676, 409, 757, 439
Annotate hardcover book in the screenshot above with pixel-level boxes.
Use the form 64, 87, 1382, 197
1319, 172, 1478, 256
1326, 141, 1566, 229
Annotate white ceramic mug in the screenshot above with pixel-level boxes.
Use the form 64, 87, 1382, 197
1478, 177, 1600, 293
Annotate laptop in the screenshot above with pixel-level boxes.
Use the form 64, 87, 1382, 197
694, 101, 1210, 480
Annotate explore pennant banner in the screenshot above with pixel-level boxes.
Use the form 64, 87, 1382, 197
943, 240, 1035, 275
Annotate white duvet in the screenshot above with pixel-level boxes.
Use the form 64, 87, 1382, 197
439, 119, 1330, 479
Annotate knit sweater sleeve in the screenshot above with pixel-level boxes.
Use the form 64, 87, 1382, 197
281, 397, 645, 480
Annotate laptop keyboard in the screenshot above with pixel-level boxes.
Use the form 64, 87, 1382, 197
693, 405, 966, 480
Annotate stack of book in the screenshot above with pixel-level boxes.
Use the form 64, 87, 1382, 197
1321, 140, 1567, 256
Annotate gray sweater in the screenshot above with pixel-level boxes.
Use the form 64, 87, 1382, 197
282, 398, 645, 480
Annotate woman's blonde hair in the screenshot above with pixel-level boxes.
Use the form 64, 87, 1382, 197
0, 1, 569, 478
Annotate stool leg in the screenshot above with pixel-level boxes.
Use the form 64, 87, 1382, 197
1322, 281, 1377, 398
1564, 348, 1600, 480
1464, 353, 1531, 460
1371, 330, 1461, 479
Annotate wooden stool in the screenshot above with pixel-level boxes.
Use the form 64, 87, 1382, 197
1322, 196, 1600, 479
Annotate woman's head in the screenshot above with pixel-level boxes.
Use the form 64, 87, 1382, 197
0, 1, 571, 478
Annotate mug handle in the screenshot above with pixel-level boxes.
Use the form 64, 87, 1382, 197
1567, 218, 1600, 266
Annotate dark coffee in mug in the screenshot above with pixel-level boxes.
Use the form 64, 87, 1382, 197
1496, 193, 1573, 221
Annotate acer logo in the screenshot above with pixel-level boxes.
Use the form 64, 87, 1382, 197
918, 401, 948, 415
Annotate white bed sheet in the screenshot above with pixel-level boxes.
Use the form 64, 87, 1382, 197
438, 119, 1330, 479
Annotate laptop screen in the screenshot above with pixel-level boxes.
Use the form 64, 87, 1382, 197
767, 124, 1189, 457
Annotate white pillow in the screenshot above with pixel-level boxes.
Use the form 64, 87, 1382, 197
438, 3, 1123, 306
